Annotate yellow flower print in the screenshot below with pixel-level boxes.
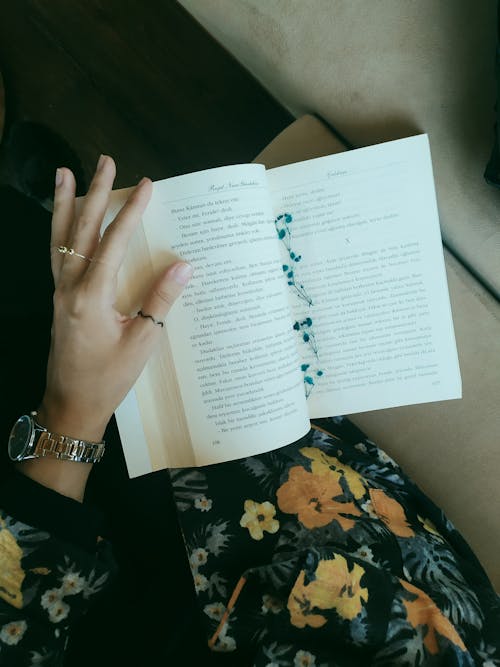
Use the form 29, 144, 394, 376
0, 517, 25, 609
288, 554, 368, 628
277, 466, 360, 530
300, 447, 366, 499
418, 515, 443, 539
369, 488, 415, 538
240, 500, 279, 541
400, 579, 466, 654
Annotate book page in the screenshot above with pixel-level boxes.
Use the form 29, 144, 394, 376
143, 164, 309, 466
266, 134, 461, 416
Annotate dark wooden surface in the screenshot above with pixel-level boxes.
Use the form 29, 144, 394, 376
0, 3, 292, 665
0, 0, 292, 188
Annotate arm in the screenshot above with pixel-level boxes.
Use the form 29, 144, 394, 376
1, 156, 192, 662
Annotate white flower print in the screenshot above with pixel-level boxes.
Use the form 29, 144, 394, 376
60, 571, 85, 596
189, 547, 208, 570
294, 649, 316, 667
204, 601, 225, 620
40, 587, 62, 610
194, 572, 209, 593
212, 634, 236, 652
361, 499, 378, 520
0, 620, 27, 645
377, 449, 397, 467
48, 599, 70, 623
352, 545, 375, 563
354, 442, 368, 454
261, 593, 283, 615
194, 496, 212, 512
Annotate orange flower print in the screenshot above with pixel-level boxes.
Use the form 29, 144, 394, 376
288, 554, 368, 628
277, 466, 361, 530
400, 579, 466, 654
300, 447, 366, 499
240, 500, 280, 540
369, 488, 415, 538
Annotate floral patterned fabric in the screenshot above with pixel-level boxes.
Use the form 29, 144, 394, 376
0, 507, 113, 665
170, 417, 500, 666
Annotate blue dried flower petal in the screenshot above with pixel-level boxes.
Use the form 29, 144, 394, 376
290, 252, 295, 259
287, 271, 293, 278
301, 364, 310, 371
282, 264, 289, 271
278, 229, 286, 239
287, 280, 293, 285
305, 317, 312, 326
317, 370, 324, 377
293, 322, 300, 331
304, 376, 314, 385
285, 214, 292, 223
303, 333, 310, 342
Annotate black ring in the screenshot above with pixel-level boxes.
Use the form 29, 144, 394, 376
138, 310, 164, 327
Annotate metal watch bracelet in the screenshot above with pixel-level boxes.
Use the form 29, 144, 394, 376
31, 412, 105, 463
33, 429, 105, 463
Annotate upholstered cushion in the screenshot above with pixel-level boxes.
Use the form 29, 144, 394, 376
254, 114, 500, 590
181, 0, 500, 299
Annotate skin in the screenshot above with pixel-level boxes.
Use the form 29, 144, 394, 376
16, 155, 193, 501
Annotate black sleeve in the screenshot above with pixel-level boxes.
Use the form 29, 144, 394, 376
0, 471, 115, 665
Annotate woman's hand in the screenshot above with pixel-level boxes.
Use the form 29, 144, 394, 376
18, 155, 192, 500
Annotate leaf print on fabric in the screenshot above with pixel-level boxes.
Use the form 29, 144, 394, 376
288, 554, 368, 628
399, 534, 484, 629
300, 447, 366, 499
169, 468, 208, 512
240, 500, 280, 541
0, 619, 27, 645
417, 515, 443, 539
277, 466, 361, 530
400, 579, 467, 654
205, 521, 231, 556
369, 489, 415, 538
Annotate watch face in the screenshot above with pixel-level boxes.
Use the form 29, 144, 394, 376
8, 415, 33, 461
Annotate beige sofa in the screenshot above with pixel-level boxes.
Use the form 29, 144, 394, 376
178, 0, 500, 590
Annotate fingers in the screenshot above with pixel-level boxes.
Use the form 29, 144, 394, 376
59, 155, 116, 284
51, 167, 76, 285
87, 177, 153, 286
130, 261, 193, 340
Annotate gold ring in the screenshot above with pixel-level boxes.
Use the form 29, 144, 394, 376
56, 245, 92, 262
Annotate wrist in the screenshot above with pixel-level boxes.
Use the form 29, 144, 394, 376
36, 402, 107, 444
15, 458, 92, 502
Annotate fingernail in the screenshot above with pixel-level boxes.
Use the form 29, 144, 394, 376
138, 177, 150, 187
172, 262, 193, 285
97, 154, 107, 171
55, 168, 64, 187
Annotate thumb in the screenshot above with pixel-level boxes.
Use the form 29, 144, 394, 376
136, 261, 193, 329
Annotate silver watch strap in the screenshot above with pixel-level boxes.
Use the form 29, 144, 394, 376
33, 429, 105, 463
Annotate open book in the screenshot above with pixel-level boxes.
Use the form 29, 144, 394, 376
102, 134, 461, 475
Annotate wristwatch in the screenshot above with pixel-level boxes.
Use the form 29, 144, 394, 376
8, 413, 105, 464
